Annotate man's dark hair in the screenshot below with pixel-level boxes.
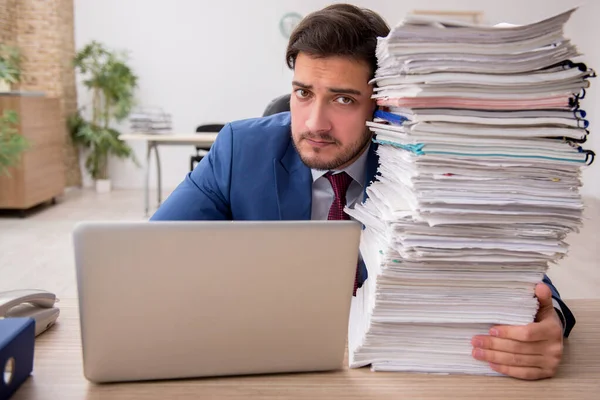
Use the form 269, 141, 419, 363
286, 4, 390, 79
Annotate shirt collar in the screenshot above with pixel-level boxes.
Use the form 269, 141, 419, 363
310, 145, 370, 187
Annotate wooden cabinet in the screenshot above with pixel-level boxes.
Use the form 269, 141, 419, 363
0, 94, 65, 211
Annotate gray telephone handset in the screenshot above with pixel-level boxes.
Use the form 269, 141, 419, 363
0, 289, 60, 336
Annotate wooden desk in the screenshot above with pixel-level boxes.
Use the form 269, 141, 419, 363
12, 299, 600, 399
120, 133, 218, 216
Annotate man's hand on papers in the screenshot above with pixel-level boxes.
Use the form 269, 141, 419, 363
471, 283, 564, 380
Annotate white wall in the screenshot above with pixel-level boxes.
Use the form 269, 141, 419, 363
563, 1, 600, 198
73, 0, 600, 198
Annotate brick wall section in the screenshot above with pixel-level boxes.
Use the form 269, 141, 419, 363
57, 0, 81, 187
9, 0, 81, 186
16, 0, 62, 95
58, 0, 78, 120
0, 0, 17, 45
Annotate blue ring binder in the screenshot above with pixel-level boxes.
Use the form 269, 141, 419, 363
0, 318, 35, 399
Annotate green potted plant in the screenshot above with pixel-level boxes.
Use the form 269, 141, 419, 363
0, 110, 28, 176
70, 41, 138, 193
0, 44, 22, 92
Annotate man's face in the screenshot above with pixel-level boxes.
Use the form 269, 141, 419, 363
290, 53, 375, 170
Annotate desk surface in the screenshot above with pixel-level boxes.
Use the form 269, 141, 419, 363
14, 299, 600, 400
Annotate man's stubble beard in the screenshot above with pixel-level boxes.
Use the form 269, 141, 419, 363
292, 129, 372, 171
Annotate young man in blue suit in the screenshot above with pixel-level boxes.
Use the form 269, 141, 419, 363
151, 4, 573, 380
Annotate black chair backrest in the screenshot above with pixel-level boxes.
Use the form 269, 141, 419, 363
262, 94, 291, 117
195, 124, 225, 151
196, 124, 225, 133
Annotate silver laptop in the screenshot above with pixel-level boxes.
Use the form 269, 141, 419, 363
72, 220, 361, 383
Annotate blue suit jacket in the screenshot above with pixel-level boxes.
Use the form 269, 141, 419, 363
151, 112, 575, 337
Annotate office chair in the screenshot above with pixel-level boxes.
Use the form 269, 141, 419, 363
190, 124, 225, 172
189, 96, 288, 171
262, 94, 291, 117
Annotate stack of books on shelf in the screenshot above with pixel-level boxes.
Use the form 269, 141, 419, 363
129, 107, 172, 134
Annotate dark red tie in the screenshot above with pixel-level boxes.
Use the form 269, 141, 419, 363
325, 171, 360, 295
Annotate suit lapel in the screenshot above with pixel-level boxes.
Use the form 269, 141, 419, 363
273, 139, 312, 220
362, 141, 380, 201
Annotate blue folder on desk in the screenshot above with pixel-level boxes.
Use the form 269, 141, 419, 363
0, 318, 35, 399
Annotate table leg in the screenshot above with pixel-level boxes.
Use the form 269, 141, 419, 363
154, 144, 162, 207
145, 141, 152, 217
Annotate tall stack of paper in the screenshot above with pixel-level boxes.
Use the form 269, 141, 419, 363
347, 8, 595, 375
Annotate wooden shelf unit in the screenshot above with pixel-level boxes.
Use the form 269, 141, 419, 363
0, 94, 65, 211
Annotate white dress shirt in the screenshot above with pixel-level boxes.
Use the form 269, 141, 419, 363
310, 147, 370, 221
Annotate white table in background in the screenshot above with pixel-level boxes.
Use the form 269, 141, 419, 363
120, 133, 218, 216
